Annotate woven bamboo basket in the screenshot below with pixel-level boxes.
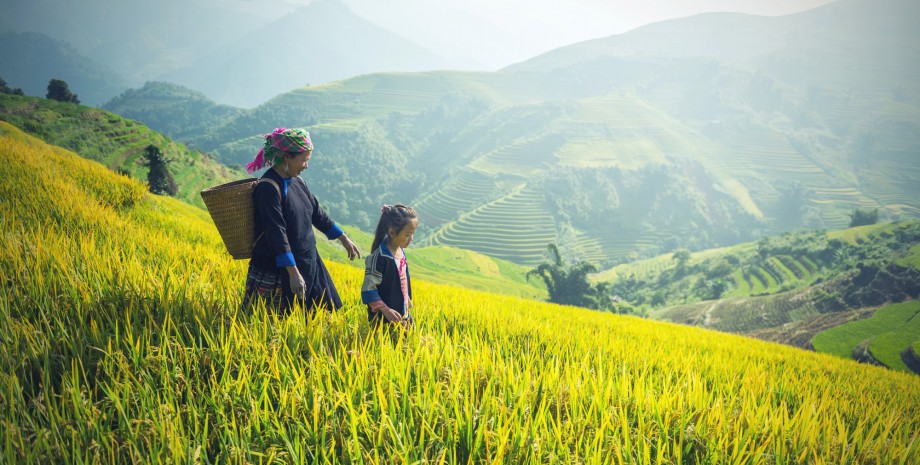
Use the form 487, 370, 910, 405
200, 178, 258, 260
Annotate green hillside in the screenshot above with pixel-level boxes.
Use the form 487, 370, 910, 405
604, 222, 920, 309
102, 81, 244, 142
106, 0, 920, 269
3, 109, 920, 464
598, 221, 920, 372
0, 93, 242, 208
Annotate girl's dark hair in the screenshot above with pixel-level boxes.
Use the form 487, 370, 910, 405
371, 204, 418, 252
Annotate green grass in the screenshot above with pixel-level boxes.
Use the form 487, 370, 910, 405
812, 301, 920, 373
870, 331, 920, 373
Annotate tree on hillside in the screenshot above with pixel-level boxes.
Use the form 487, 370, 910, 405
0, 77, 24, 96
46, 79, 80, 104
528, 243, 609, 310
849, 208, 879, 227
672, 248, 691, 276
142, 145, 177, 196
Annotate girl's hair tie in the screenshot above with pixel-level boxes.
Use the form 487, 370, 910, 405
381, 204, 391, 214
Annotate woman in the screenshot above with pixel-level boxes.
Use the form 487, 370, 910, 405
242, 127, 360, 313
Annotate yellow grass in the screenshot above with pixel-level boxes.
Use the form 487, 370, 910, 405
2, 122, 919, 463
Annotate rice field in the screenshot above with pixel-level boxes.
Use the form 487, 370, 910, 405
470, 134, 561, 176
811, 301, 920, 374
426, 184, 557, 266
3, 123, 920, 463
414, 170, 501, 227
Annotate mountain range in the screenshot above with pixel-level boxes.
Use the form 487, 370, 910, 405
103, 0, 920, 269
0, 0, 452, 107
157, 0, 447, 108
0, 31, 130, 106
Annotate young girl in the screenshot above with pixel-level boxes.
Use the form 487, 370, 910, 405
361, 204, 419, 327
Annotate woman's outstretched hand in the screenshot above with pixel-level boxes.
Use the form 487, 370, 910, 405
338, 234, 361, 261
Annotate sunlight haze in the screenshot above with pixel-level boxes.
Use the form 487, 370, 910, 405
322, 0, 838, 68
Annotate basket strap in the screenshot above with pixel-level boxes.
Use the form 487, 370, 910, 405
251, 178, 282, 254
257, 177, 281, 195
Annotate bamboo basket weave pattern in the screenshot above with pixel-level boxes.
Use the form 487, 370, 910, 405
200, 178, 258, 260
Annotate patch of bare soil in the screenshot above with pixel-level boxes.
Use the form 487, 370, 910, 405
852, 338, 887, 367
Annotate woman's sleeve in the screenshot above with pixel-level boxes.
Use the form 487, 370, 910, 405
303, 179, 343, 240
253, 182, 294, 267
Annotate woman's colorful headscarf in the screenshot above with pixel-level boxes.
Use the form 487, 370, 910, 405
245, 127, 313, 173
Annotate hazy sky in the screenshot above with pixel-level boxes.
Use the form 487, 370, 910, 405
0, 0, 840, 71
299, 0, 839, 68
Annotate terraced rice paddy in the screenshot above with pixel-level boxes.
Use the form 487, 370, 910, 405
555, 135, 667, 169
283, 73, 458, 124
726, 254, 819, 298
414, 170, 502, 226
426, 184, 556, 265
589, 229, 664, 265
718, 126, 821, 176
561, 95, 704, 163
856, 155, 920, 217
569, 232, 607, 264
470, 134, 562, 176
663, 289, 826, 334
566, 227, 666, 266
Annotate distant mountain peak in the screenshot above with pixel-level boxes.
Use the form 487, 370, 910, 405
155, 0, 447, 107
0, 31, 129, 106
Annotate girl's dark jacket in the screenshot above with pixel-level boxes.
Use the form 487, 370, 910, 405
361, 239, 412, 322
